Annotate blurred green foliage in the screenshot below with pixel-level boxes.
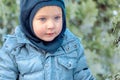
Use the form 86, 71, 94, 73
0, 0, 120, 80
66, 0, 120, 80
0, 0, 19, 46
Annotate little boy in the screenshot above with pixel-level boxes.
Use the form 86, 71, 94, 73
0, 0, 95, 80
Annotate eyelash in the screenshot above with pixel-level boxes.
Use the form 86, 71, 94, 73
39, 18, 46, 21
54, 16, 61, 20
39, 16, 61, 22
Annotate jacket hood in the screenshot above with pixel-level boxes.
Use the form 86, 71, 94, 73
19, 0, 66, 53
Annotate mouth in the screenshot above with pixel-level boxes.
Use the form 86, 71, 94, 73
46, 33, 55, 36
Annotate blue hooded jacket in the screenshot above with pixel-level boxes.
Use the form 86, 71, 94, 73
0, 0, 95, 80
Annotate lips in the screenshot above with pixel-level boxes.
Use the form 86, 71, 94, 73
46, 33, 54, 36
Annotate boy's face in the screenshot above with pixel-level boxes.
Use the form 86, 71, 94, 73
33, 6, 62, 42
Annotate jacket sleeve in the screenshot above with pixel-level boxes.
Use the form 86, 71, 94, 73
73, 42, 95, 80
0, 48, 18, 80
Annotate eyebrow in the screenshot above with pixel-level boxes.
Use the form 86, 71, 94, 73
36, 13, 62, 17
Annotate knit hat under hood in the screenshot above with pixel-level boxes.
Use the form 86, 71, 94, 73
20, 0, 66, 53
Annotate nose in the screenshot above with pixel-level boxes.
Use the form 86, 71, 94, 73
47, 19, 55, 29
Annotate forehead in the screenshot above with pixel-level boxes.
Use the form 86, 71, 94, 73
36, 6, 62, 14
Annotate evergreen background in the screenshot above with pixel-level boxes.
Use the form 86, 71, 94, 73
0, 0, 120, 80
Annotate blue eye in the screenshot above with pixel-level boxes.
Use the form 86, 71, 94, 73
39, 18, 46, 21
54, 16, 61, 20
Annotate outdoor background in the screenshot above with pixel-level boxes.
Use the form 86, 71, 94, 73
0, 0, 120, 80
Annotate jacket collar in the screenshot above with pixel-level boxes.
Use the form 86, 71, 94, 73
15, 26, 31, 44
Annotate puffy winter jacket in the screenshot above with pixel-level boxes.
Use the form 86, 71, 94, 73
0, 27, 95, 80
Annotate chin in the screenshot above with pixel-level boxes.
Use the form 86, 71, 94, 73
43, 38, 55, 42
